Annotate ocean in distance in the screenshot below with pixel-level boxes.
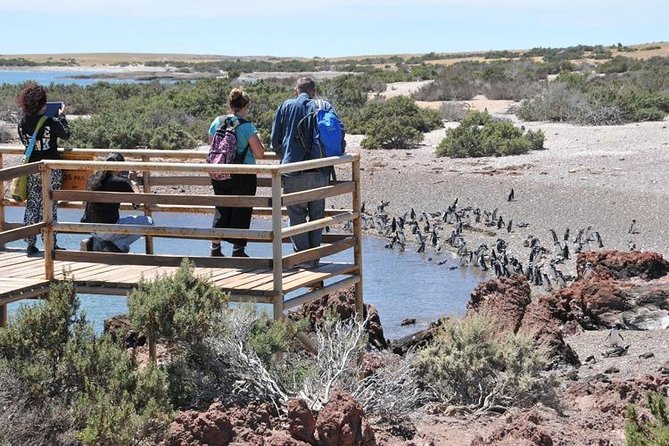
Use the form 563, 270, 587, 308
0, 69, 151, 86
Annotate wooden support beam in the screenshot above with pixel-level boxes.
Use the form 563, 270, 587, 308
141, 155, 154, 255
352, 157, 364, 320
0, 162, 41, 182
271, 171, 284, 320
282, 181, 355, 206
41, 168, 54, 280
54, 250, 273, 268
283, 275, 361, 311
0, 223, 46, 245
282, 237, 354, 269
52, 190, 272, 208
281, 212, 357, 239
55, 222, 273, 241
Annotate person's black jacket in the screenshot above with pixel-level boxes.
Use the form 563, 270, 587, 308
18, 115, 71, 162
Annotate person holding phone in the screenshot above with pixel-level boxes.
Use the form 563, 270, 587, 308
16, 82, 70, 255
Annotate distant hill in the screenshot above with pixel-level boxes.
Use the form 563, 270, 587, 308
1, 42, 667, 67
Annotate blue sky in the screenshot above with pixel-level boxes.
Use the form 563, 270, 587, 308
1, 0, 667, 58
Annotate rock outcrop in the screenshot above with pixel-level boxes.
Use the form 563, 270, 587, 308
163, 392, 376, 446
288, 286, 387, 350
103, 314, 146, 348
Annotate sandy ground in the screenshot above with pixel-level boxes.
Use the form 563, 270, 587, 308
337, 93, 669, 261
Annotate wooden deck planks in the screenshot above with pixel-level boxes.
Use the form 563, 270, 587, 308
0, 252, 357, 303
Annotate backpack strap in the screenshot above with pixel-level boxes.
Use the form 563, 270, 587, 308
23, 115, 48, 160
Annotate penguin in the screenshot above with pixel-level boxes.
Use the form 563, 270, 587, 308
606, 325, 625, 347
507, 188, 515, 202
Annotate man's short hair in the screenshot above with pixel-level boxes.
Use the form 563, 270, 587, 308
296, 77, 316, 96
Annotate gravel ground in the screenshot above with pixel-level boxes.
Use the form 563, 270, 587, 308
336, 115, 669, 264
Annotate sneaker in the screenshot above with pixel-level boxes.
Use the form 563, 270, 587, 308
26, 245, 39, 256
307, 280, 325, 292
54, 245, 65, 251
232, 248, 249, 258
80, 238, 94, 251
210, 245, 223, 257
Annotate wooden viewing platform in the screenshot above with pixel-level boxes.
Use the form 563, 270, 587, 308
0, 147, 363, 327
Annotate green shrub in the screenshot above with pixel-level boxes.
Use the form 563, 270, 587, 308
248, 311, 293, 365
517, 67, 669, 125
0, 279, 172, 445
148, 122, 198, 150
357, 96, 443, 149
414, 312, 555, 409
128, 259, 229, 347
626, 392, 669, 445
436, 110, 543, 158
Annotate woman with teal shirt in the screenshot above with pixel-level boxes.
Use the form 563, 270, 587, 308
208, 88, 265, 257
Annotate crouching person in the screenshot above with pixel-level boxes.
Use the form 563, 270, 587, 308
80, 152, 154, 253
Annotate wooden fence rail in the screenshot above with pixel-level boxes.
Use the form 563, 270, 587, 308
0, 147, 363, 326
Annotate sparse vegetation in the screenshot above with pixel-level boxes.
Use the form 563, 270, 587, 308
0, 278, 172, 445
626, 392, 669, 445
357, 95, 444, 149
436, 110, 544, 158
414, 312, 556, 410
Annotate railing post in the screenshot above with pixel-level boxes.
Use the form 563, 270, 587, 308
0, 152, 4, 251
0, 304, 6, 327
352, 157, 364, 321
41, 166, 54, 280
271, 170, 284, 320
141, 155, 154, 254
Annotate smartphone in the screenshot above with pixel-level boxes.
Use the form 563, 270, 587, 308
45, 101, 64, 118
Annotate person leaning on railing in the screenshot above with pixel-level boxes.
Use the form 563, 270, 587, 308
16, 82, 71, 255
80, 152, 154, 253
207, 88, 266, 258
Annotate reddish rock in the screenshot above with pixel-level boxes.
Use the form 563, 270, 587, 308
464, 274, 578, 366
164, 402, 233, 446
226, 403, 273, 444
577, 250, 669, 281
103, 314, 146, 348
467, 274, 531, 333
389, 317, 450, 355
287, 399, 316, 444
315, 390, 376, 446
552, 277, 632, 328
265, 431, 312, 446
518, 299, 580, 367
473, 408, 554, 446
565, 375, 669, 417
288, 286, 387, 350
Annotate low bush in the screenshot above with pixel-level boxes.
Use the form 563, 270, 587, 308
439, 101, 471, 122
517, 67, 669, 125
128, 258, 229, 348
626, 392, 669, 445
414, 312, 555, 410
0, 278, 172, 445
357, 96, 443, 149
436, 110, 544, 158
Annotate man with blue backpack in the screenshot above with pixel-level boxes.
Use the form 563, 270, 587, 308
271, 77, 345, 265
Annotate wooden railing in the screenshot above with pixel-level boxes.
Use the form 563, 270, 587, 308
0, 147, 364, 320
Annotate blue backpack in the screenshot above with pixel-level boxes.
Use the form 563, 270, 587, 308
297, 99, 345, 160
